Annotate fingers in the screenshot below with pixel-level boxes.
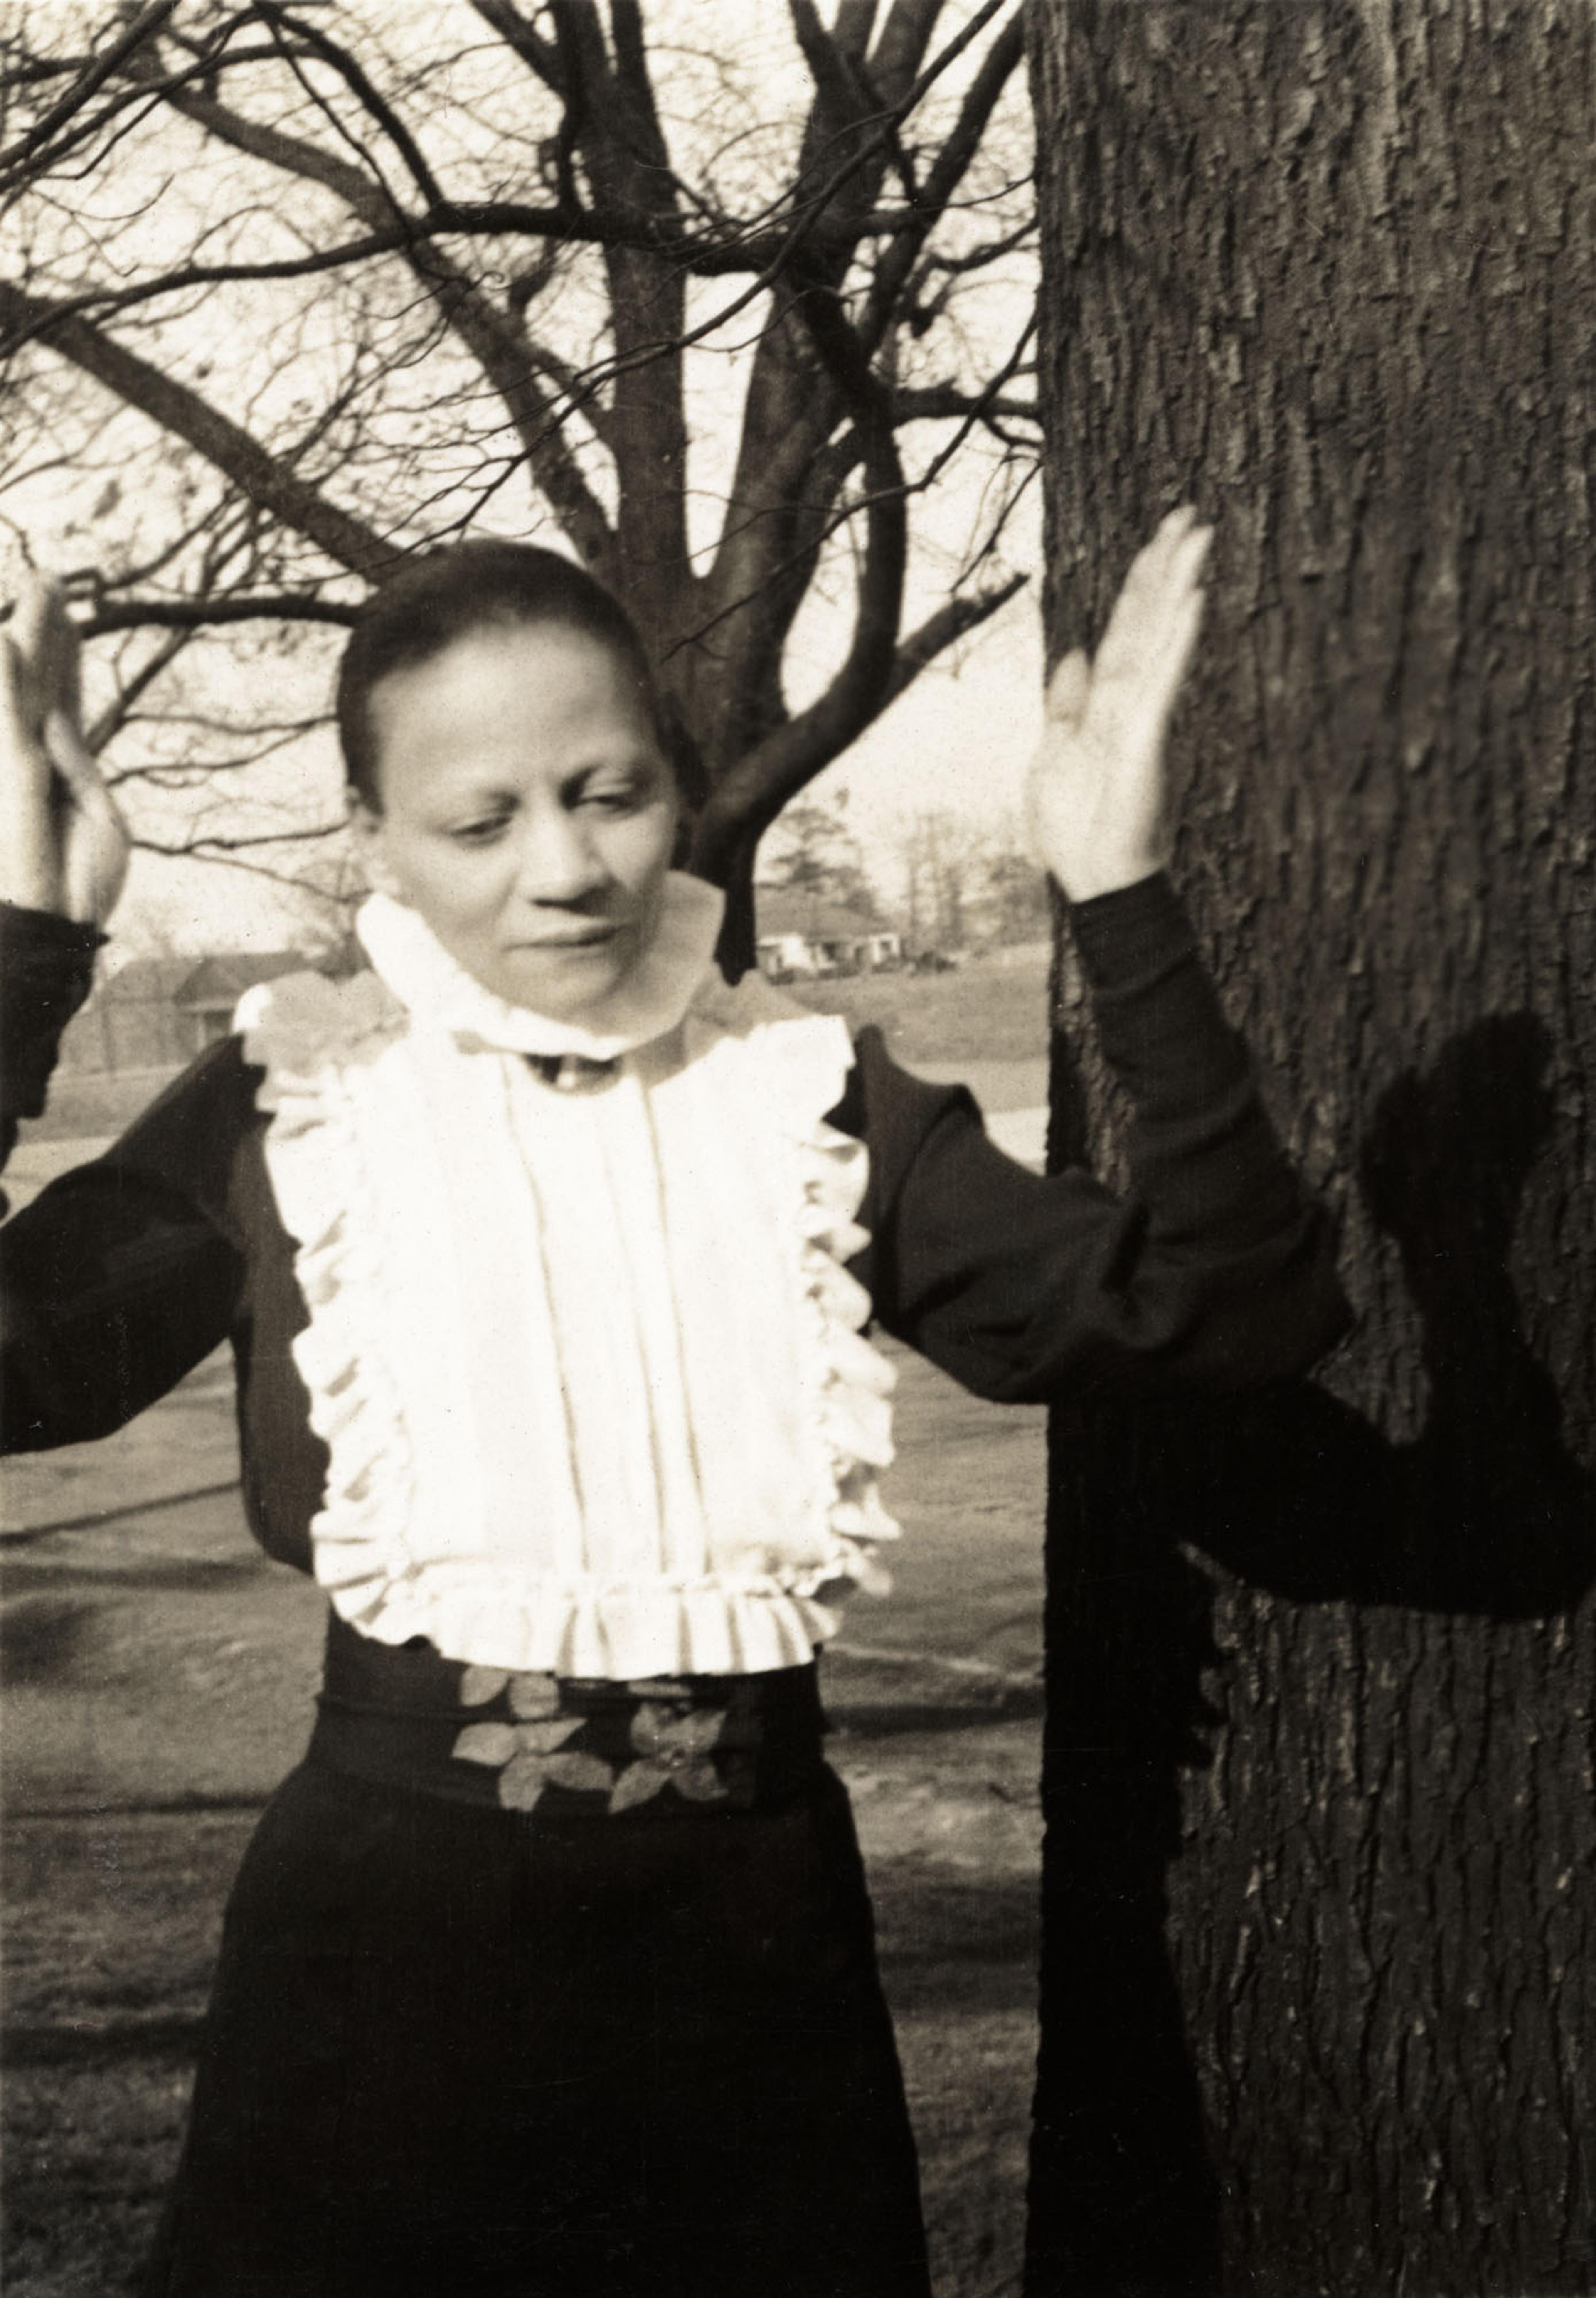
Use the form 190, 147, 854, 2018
1162, 581, 1207, 698
0, 628, 59, 806
9, 572, 81, 729
3, 573, 118, 920
1168, 517, 1214, 605
1166, 515, 1213, 593
47, 708, 130, 926
9, 574, 52, 686
42, 703, 100, 798
1151, 523, 1212, 697
1090, 505, 1212, 696
1103, 505, 1199, 634
1043, 649, 1091, 729
44, 704, 126, 862
1140, 502, 1201, 579
0, 636, 64, 910
0, 633, 42, 768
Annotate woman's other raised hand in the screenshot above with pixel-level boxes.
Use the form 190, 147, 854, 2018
0, 573, 128, 926
1026, 505, 1213, 903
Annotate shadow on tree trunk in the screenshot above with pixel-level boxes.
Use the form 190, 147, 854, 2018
1027, 1012, 1596, 2296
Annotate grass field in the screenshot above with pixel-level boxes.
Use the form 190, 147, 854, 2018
788, 943, 1052, 1068
12, 1066, 189, 1146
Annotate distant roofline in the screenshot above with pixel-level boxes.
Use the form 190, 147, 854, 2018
174, 947, 355, 1008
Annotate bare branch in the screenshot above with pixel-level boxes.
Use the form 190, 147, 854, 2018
608, 0, 670, 158
0, 37, 292, 196
148, 54, 391, 225
692, 276, 907, 911
877, 570, 1028, 712
124, 837, 352, 901
468, 0, 566, 97
860, 11, 1026, 357
0, 282, 396, 579
84, 593, 361, 635
0, 0, 180, 182
134, 821, 345, 854
2, 224, 525, 333
84, 625, 192, 751
252, 1, 447, 213
788, 0, 876, 140
894, 384, 1037, 425
146, 71, 617, 567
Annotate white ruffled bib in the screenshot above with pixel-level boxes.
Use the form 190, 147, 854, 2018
237, 879, 899, 1678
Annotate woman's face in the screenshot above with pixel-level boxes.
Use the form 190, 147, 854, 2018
355, 621, 680, 1020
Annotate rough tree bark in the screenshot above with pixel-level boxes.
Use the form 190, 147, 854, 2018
1027, 5, 1596, 2293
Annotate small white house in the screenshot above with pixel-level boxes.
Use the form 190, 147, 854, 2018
754, 893, 902, 980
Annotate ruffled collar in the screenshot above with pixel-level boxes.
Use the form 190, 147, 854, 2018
354, 872, 725, 1059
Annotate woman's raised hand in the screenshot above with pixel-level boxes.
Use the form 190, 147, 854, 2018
0, 573, 128, 926
1026, 505, 1213, 902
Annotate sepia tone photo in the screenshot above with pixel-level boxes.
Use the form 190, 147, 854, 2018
2, 5, 1591, 2295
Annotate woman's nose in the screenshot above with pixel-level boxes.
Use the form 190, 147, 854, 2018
512, 808, 608, 905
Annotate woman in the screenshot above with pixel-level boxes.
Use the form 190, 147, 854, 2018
0, 510, 1346, 2296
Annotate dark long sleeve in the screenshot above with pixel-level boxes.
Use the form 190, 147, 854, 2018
1, 906, 251, 1450
840, 874, 1350, 1403
0, 901, 103, 1177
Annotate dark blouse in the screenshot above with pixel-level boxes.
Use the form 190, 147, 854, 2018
0, 879, 1348, 1579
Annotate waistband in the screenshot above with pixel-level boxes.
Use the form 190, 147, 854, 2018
308, 1611, 827, 1817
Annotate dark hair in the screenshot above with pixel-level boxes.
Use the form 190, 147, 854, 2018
336, 540, 702, 809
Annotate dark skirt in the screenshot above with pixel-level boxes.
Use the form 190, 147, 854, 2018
142, 1622, 931, 2298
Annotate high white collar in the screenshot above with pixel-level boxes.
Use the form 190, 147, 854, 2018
355, 872, 725, 1059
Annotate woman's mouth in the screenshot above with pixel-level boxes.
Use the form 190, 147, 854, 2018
516, 924, 620, 951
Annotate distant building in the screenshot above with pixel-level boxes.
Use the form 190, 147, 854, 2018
754, 892, 902, 981
53, 954, 198, 1075
175, 948, 356, 1054
52, 946, 364, 1076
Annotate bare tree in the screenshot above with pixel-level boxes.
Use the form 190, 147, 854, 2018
0, 1, 1036, 961
757, 788, 882, 920
898, 803, 1031, 951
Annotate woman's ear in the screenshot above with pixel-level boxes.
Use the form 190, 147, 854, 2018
348, 791, 401, 898
657, 695, 705, 873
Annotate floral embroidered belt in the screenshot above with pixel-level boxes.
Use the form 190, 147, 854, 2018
308, 1612, 828, 1818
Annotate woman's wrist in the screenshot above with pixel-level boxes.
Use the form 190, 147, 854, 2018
0, 897, 105, 947
1064, 861, 1170, 908
0, 821, 64, 913
1047, 839, 1173, 905
1066, 871, 1192, 996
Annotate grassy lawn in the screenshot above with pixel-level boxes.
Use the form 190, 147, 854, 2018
787, 944, 1052, 1068
15, 1067, 186, 1146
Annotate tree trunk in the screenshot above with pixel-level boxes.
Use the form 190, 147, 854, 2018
1027, 5, 1596, 2293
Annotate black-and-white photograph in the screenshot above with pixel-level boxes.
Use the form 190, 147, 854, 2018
2, 5, 1591, 2295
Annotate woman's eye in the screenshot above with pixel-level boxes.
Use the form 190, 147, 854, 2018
579, 785, 641, 815
450, 817, 510, 846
